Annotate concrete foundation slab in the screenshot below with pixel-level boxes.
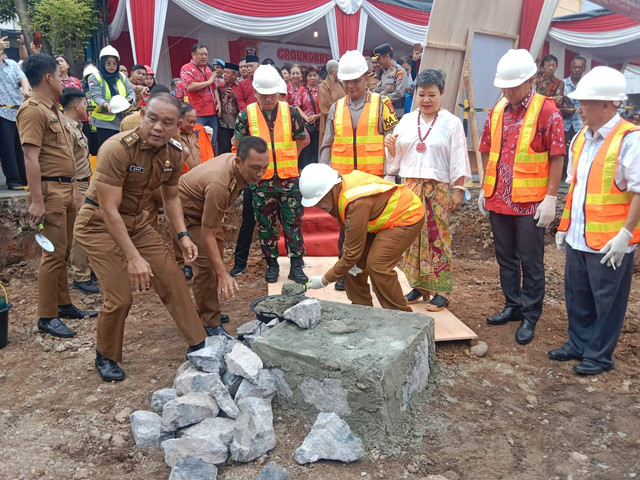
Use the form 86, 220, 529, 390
251, 300, 436, 450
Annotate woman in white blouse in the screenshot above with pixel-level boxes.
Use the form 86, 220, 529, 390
385, 69, 471, 311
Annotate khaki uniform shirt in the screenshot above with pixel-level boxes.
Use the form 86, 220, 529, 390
63, 114, 92, 180
179, 153, 247, 228
119, 111, 142, 132
16, 93, 75, 177
180, 131, 201, 170
86, 129, 183, 214
374, 62, 408, 117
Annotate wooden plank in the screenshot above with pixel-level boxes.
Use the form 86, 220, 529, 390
268, 257, 478, 345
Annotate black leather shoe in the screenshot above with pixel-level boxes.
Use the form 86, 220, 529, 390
573, 361, 611, 375
288, 256, 308, 284
265, 258, 280, 283
95, 351, 125, 382
58, 303, 98, 319
38, 317, 76, 338
230, 263, 248, 277
90, 271, 98, 283
220, 314, 230, 324
335, 278, 345, 291
405, 288, 427, 304
515, 320, 536, 344
187, 340, 206, 356
72, 280, 100, 294
547, 347, 580, 362
487, 307, 522, 325
204, 325, 232, 337
183, 265, 193, 280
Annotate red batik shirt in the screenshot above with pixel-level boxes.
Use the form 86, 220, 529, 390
479, 89, 565, 215
294, 85, 319, 117
180, 60, 217, 116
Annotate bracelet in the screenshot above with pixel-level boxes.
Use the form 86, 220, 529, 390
177, 231, 191, 240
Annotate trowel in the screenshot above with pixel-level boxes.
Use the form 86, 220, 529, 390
35, 223, 54, 253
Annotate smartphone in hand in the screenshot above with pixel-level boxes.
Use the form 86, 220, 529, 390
33, 32, 42, 48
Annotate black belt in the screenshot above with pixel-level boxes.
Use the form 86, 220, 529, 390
85, 197, 99, 207
78, 176, 91, 183
41, 176, 73, 183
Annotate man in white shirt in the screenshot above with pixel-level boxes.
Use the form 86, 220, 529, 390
553, 67, 640, 375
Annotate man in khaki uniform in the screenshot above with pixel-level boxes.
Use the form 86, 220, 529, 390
178, 136, 269, 334
74, 92, 207, 382
61, 87, 100, 294
18, 54, 97, 339
372, 43, 408, 118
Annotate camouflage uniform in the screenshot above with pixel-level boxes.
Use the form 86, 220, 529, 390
234, 104, 307, 259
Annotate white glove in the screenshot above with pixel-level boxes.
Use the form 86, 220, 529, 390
348, 265, 362, 276
555, 231, 567, 250
306, 276, 326, 289
534, 195, 557, 228
599, 228, 633, 270
203, 126, 213, 140
477, 194, 488, 216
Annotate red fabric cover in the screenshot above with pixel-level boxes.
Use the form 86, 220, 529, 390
519, 0, 544, 51
564, 48, 580, 78
278, 207, 340, 257
106, 0, 119, 24
110, 32, 135, 71
368, 0, 429, 25
336, 7, 361, 56
228, 39, 251, 64
197, 0, 328, 16
128, 0, 156, 66
168, 36, 198, 79
551, 13, 639, 32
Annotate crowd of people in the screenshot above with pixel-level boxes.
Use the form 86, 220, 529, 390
0, 34, 638, 382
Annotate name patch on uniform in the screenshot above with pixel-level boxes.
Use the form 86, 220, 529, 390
163, 167, 173, 172
129, 166, 144, 172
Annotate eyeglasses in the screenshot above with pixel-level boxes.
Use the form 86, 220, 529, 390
105, 61, 118, 66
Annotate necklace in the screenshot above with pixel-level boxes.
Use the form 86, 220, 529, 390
416, 111, 438, 153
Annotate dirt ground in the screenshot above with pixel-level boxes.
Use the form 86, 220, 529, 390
0, 198, 638, 480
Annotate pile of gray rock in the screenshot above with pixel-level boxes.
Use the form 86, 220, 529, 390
129, 322, 364, 479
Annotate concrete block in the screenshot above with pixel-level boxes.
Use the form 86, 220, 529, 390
161, 392, 219, 432
252, 300, 436, 450
253, 461, 290, 480
178, 417, 235, 447
225, 343, 263, 381
283, 298, 321, 329
230, 397, 276, 462
169, 456, 218, 480
151, 388, 178, 414
294, 412, 365, 464
161, 437, 228, 467
130, 410, 172, 448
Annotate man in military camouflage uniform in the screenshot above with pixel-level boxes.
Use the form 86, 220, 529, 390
372, 43, 408, 118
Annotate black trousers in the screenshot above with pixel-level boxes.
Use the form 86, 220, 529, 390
298, 128, 319, 170
563, 244, 634, 369
489, 212, 545, 323
96, 127, 118, 149
233, 188, 256, 267
0, 117, 26, 187
218, 127, 234, 154
82, 121, 99, 156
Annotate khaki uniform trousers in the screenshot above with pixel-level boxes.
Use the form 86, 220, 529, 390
69, 180, 91, 282
344, 218, 424, 312
27, 181, 75, 318
73, 205, 206, 362
188, 222, 224, 327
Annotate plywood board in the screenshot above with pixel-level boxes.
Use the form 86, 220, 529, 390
269, 256, 478, 345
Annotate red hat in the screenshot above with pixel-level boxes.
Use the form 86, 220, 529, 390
144, 65, 155, 75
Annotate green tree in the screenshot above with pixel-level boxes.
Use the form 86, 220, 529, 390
32, 0, 97, 75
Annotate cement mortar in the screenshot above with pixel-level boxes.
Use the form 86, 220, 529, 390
281, 283, 306, 296
252, 300, 436, 451
252, 295, 306, 315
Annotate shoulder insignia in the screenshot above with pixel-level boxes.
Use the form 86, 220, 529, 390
121, 132, 140, 147
396, 69, 404, 80
169, 138, 183, 151
229, 177, 237, 193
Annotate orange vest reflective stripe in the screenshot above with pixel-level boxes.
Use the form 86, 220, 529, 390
558, 120, 640, 250
337, 170, 424, 232
181, 124, 215, 174
331, 93, 385, 176
483, 93, 550, 203
247, 101, 299, 180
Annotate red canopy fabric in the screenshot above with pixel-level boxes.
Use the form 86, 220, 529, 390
168, 36, 198, 78
520, 0, 544, 50
369, 0, 429, 25
197, 0, 328, 16
336, 7, 362, 55
551, 13, 639, 32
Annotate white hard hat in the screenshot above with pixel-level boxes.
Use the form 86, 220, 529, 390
338, 50, 368, 81
278, 78, 287, 95
300, 164, 342, 207
109, 95, 130, 114
99, 45, 120, 61
568, 66, 627, 102
83, 65, 99, 78
494, 49, 537, 88
252, 65, 281, 95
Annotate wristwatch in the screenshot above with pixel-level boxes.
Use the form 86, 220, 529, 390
177, 231, 191, 240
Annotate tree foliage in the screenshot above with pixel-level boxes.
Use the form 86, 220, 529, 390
32, 0, 97, 58
0, 0, 19, 23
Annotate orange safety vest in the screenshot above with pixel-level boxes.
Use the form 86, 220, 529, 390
246, 101, 299, 180
181, 123, 215, 174
557, 120, 640, 249
338, 170, 424, 232
331, 93, 385, 176
483, 93, 550, 203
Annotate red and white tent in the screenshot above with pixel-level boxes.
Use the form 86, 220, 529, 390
106, 0, 430, 79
